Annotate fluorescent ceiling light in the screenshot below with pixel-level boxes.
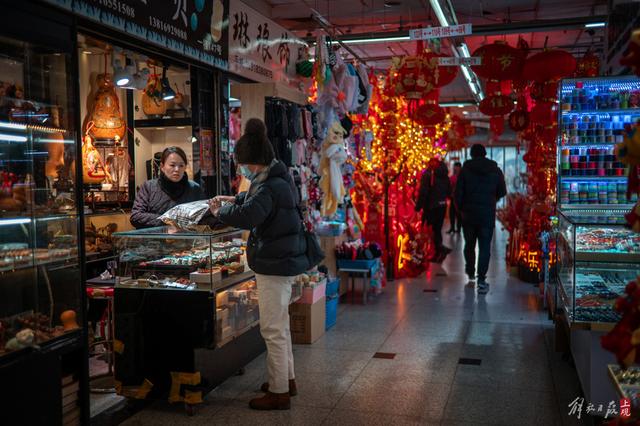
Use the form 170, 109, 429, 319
229, 97, 239, 102
463, 111, 469, 115
429, 0, 450, 27
0, 121, 27, 130
0, 133, 27, 142
339, 36, 410, 44
308, 58, 315, 62
585, 22, 606, 28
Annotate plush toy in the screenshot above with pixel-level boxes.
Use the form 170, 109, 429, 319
319, 121, 347, 217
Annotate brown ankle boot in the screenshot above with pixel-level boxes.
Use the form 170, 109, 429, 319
249, 391, 290, 410
260, 379, 297, 396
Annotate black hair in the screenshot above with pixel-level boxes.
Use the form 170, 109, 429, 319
454, 161, 462, 167
470, 144, 487, 158
161, 146, 188, 165
234, 118, 275, 166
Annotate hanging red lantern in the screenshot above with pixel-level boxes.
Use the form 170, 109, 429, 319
479, 94, 515, 116
472, 41, 525, 80
490, 116, 505, 136
530, 101, 557, 126
421, 52, 458, 88
509, 109, 530, 132
415, 103, 445, 126
575, 52, 600, 77
522, 50, 577, 82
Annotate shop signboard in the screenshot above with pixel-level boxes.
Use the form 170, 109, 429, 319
43, 0, 229, 70
228, 1, 307, 85
410, 23, 472, 40
438, 57, 481, 66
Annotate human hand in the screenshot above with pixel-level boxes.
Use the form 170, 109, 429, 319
208, 198, 221, 216
214, 195, 235, 204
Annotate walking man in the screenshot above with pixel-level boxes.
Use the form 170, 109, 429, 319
455, 144, 507, 294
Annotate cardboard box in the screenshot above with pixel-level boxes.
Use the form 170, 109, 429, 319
289, 296, 326, 344
296, 279, 326, 304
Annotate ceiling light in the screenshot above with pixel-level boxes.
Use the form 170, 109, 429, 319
82, 50, 92, 55
160, 66, 175, 101
585, 22, 606, 28
308, 58, 316, 62
463, 111, 469, 115
440, 102, 475, 107
113, 58, 131, 87
429, 0, 450, 27
334, 36, 410, 45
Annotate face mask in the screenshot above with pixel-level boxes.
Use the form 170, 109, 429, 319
239, 165, 257, 181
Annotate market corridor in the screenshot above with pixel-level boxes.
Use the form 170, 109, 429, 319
122, 226, 583, 426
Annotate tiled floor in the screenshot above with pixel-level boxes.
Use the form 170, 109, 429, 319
122, 226, 588, 426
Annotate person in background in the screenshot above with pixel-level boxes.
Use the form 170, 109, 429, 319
415, 159, 452, 263
209, 118, 308, 411
130, 146, 205, 229
447, 161, 463, 234
455, 144, 507, 294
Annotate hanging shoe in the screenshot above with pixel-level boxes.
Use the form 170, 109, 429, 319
261, 379, 298, 396
249, 391, 291, 410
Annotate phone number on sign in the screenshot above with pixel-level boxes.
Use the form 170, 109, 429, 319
96, 0, 135, 18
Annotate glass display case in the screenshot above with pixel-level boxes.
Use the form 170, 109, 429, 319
114, 227, 251, 292
0, 34, 83, 357
557, 210, 640, 328
112, 226, 265, 347
558, 76, 640, 210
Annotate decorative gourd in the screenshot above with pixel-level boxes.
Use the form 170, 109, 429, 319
88, 74, 126, 141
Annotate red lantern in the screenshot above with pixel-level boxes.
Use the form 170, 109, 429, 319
479, 94, 515, 116
490, 116, 505, 136
472, 41, 525, 80
576, 52, 600, 77
415, 103, 445, 126
422, 52, 458, 88
530, 102, 557, 126
522, 50, 577, 83
509, 109, 530, 132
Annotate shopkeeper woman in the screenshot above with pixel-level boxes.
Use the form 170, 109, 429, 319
209, 118, 308, 411
130, 146, 206, 229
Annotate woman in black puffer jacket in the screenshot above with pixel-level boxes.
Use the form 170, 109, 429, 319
130, 146, 206, 229
209, 119, 307, 411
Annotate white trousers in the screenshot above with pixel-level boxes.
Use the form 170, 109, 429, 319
255, 273, 295, 394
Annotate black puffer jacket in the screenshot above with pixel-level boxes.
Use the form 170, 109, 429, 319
130, 175, 206, 229
416, 162, 451, 214
217, 161, 308, 276
455, 157, 507, 227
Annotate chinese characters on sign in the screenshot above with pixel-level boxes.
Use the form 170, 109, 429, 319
437, 57, 481, 66
233, 11, 250, 48
409, 23, 472, 40
256, 23, 272, 62
229, 1, 307, 84
568, 398, 623, 420
43, 0, 228, 69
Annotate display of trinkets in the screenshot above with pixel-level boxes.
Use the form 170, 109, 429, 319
576, 227, 640, 254
572, 270, 640, 323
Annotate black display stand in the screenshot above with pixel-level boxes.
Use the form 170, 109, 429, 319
114, 285, 265, 408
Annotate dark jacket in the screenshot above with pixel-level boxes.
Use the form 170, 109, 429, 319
416, 162, 451, 217
130, 175, 206, 229
217, 161, 308, 276
454, 157, 507, 227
